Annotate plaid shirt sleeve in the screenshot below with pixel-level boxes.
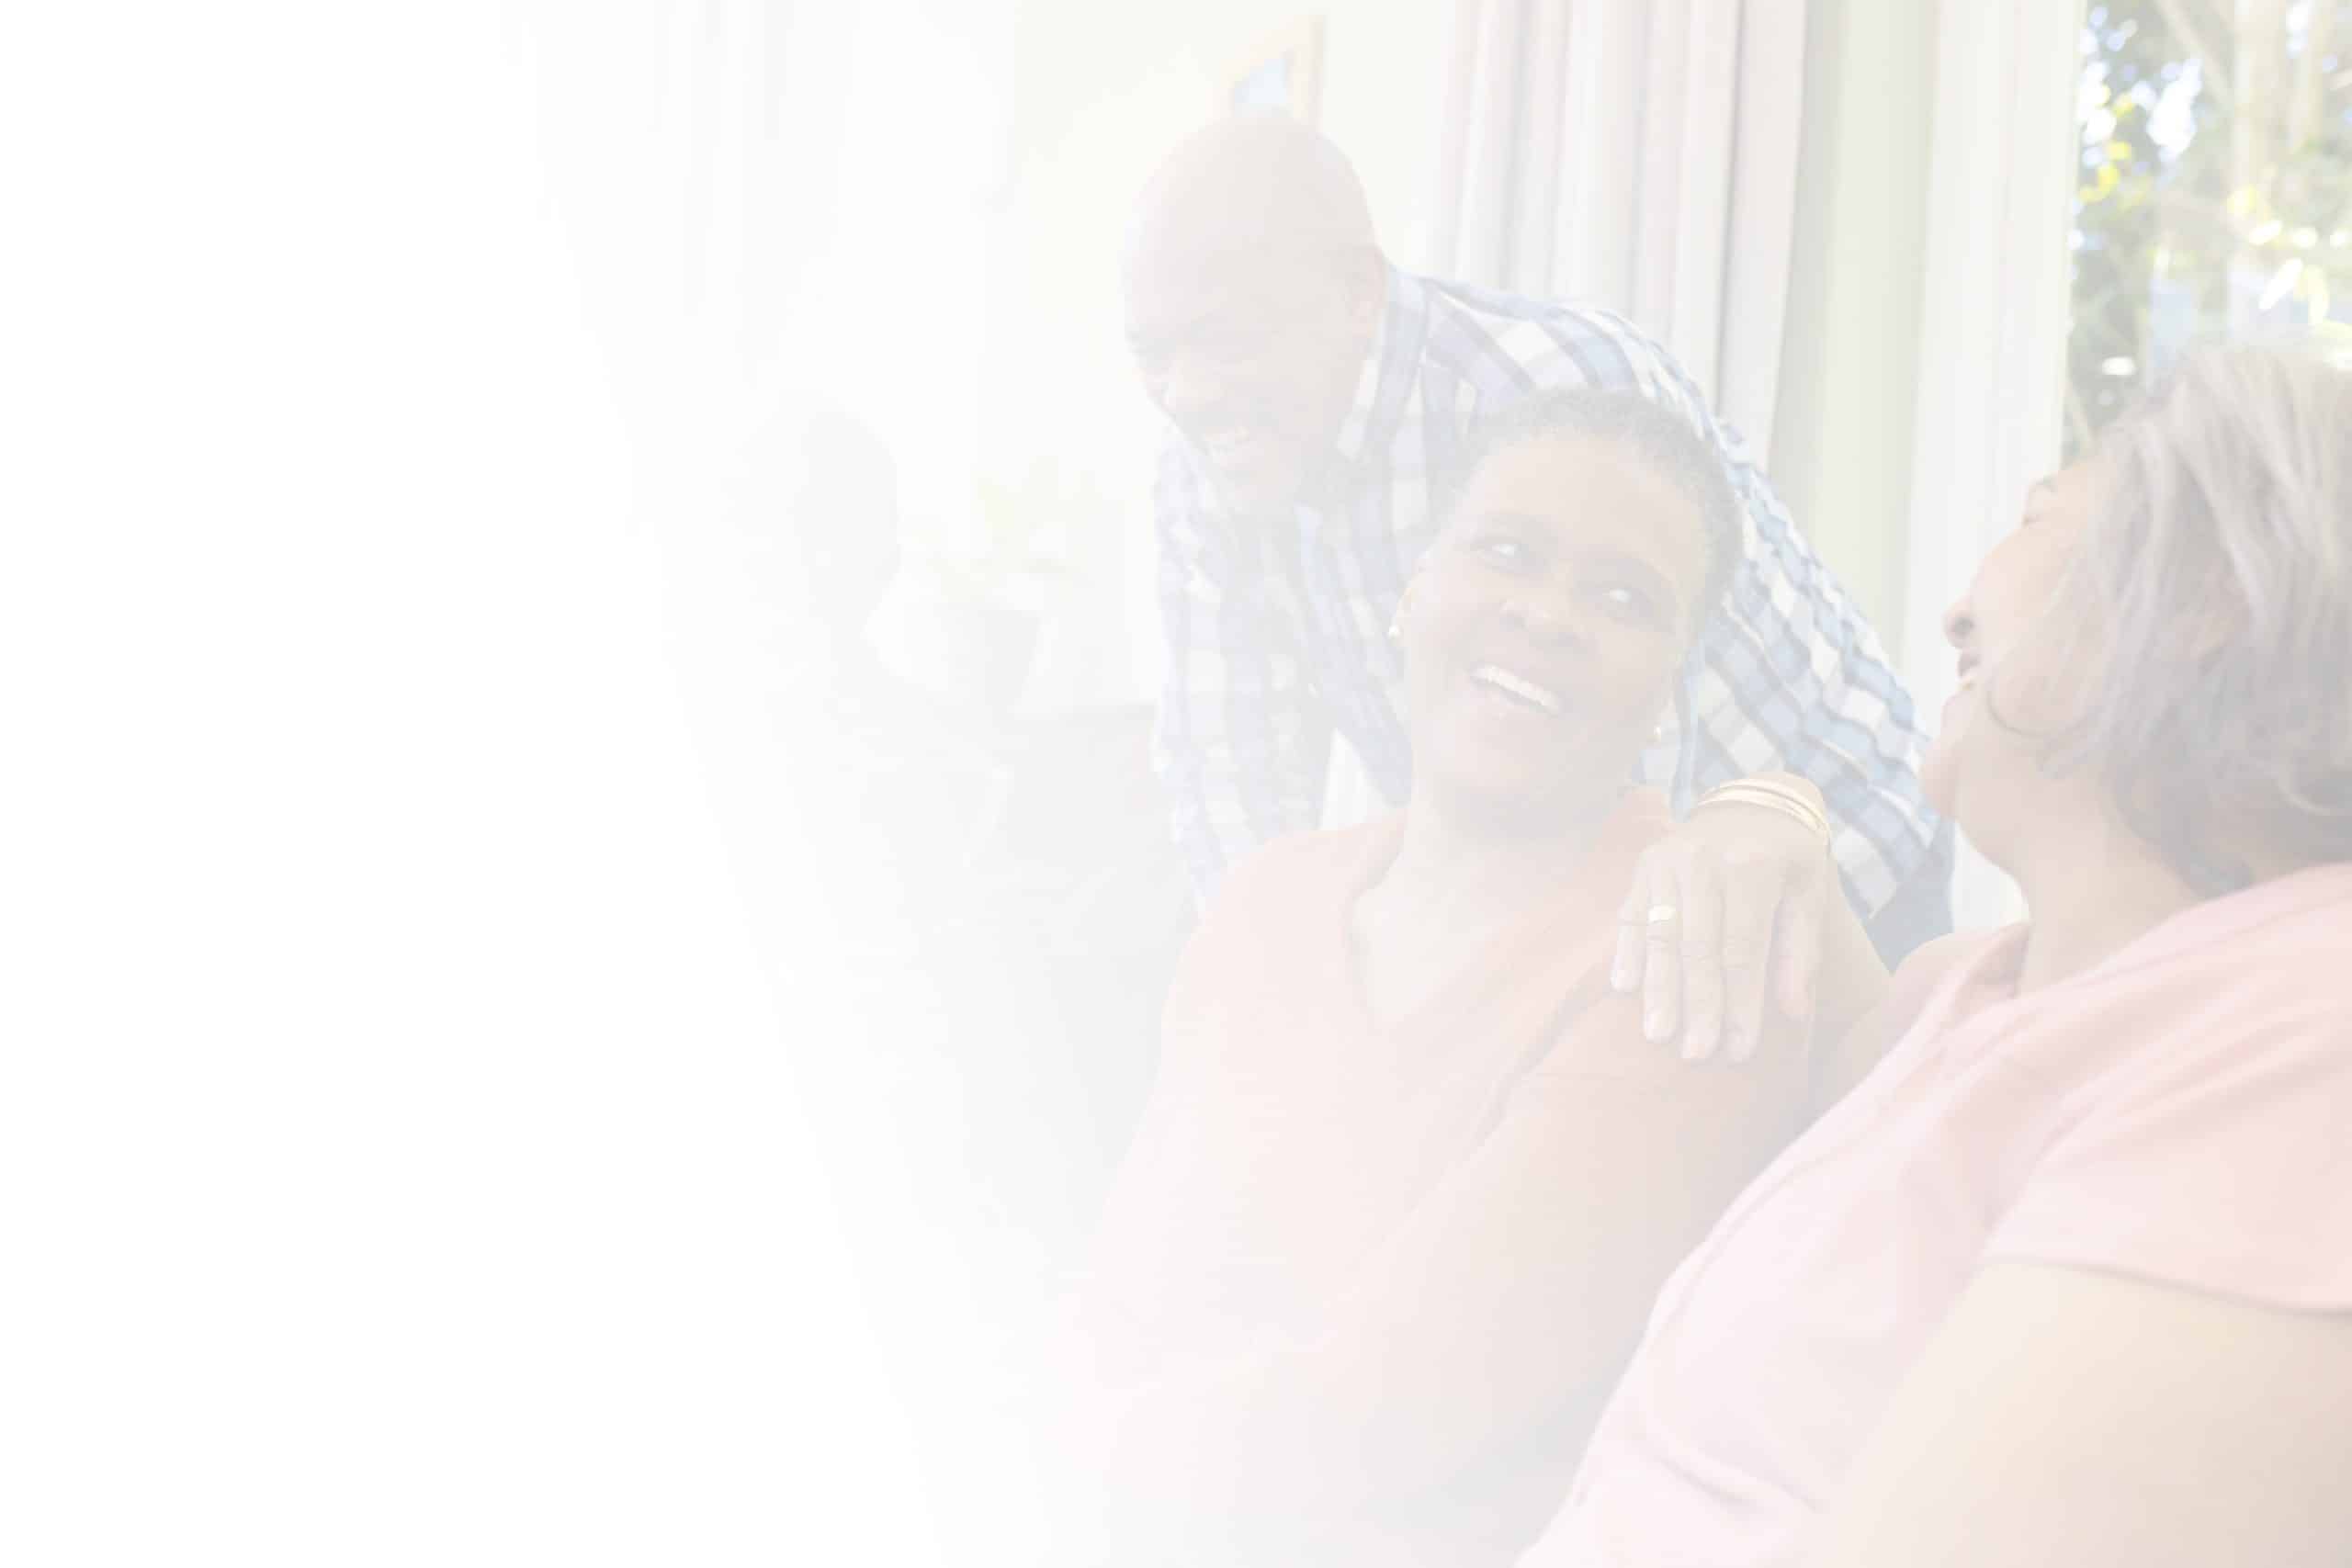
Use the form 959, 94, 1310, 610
1492, 310, 1944, 916
1694, 436, 1943, 917
1149, 445, 1322, 897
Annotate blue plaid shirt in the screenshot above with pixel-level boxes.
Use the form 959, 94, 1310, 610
1152, 266, 1944, 918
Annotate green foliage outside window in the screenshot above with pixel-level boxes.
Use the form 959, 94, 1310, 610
2071, 0, 2352, 456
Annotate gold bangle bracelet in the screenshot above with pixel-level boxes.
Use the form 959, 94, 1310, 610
1699, 775, 1826, 818
1702, 780, 1831, 833
1693, 780, 1832, 845
1712, 795, 1830, 843
1705, 778, 1828, 818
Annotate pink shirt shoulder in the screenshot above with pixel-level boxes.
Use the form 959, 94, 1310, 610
1526, 863, 2352, 1568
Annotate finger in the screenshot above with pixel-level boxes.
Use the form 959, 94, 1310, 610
1675, 856, 1727, 1062
1719, 861, 1778, 1063
1611, 859, 1652, 994
1774, 870, 1828, 1021
1640, 862, 1682, 1045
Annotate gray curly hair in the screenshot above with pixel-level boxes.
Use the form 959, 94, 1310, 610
2036, 335, 2352, 893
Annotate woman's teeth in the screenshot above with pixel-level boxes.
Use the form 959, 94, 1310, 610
1471, 664, 1564, 716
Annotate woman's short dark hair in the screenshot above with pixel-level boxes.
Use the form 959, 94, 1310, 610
1443, 389, 1746, 633
2034, 335, 2352, 892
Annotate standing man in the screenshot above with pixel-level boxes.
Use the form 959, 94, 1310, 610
1126, 112, 1950, 1018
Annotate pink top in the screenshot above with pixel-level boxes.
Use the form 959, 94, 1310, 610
1078, 791, 1809, 1563
1523, 863, 2352, 1568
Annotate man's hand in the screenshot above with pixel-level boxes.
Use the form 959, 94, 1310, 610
1611, 784, 1835, 1063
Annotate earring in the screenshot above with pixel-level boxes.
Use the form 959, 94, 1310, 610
1387, 581, 1419, 645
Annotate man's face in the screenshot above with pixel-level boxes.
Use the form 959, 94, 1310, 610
1123, 242, 1375, 516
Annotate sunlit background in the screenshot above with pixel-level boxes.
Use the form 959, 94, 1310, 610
10, 1, 2352, 1562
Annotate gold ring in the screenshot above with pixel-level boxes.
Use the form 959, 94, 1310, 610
1645, 904, 1679, 925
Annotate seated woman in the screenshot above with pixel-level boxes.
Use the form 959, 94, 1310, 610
1063, 389, 1872, 1564
1524, 339, 2352, 1567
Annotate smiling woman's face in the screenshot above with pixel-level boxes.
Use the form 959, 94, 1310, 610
1398, 434, 1710, 823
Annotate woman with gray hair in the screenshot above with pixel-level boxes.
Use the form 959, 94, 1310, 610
1521, 336, 2352, 1567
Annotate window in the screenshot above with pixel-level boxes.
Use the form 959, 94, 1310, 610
2069, 1, 2352, 455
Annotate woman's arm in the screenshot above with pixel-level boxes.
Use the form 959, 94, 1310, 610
1801, 1262, 2352, 1568
1075, 989, 1807, 1521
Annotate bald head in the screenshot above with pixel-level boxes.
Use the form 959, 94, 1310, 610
1123, 115, 1388, 513
1129, 111, 1378, 273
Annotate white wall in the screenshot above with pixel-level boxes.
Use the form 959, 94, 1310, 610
778, 0, 1016, 531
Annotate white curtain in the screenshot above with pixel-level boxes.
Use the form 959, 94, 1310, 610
1903, 0, 2086, 929
1427, 0, 1809, 453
